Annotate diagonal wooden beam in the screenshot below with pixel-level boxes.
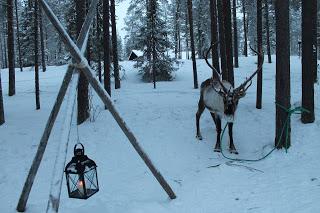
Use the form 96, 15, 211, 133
16, 0, 99, 211
39, 0, 177, 200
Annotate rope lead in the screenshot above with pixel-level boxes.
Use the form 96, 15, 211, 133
219, 103, 309, 162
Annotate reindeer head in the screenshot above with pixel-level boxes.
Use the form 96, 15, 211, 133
205, 42, 264, 121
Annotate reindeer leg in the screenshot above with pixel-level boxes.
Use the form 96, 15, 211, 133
228, 123, 238, 154
196, 98, 205, 140
211, 114, 221, 152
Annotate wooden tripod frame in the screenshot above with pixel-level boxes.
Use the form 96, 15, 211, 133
16, 0, 176, 212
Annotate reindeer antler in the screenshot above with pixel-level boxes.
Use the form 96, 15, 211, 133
234, 46, 264, 95
205, 41, 229, 94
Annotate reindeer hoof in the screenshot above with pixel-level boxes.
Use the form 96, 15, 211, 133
196, 135, 203, 140
229, 149, 239, 155
214, 147, 221, 153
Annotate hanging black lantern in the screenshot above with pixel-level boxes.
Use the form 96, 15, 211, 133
65, 143, 99, 199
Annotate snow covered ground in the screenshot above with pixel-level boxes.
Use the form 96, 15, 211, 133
0, 56, 319, 213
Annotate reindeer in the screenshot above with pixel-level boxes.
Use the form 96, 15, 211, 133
196, 43, 264, 154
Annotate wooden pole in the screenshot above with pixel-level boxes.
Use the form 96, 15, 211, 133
46, 73, 78, 213
39, 0, 176, 200
16, 0, 99, 211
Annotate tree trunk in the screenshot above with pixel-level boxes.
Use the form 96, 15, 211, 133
185, 10, 189, 60
312, 1, 317, 82
210, 0, 220, 76
242, 0, 248, 57
264, 0, 272, 63
275, 0, 291, 149
174, 0, 179, 59
110, 0, 120, 89
187, 0, 198, 89
301, 0, 316, 123
177, 3, 181, 60
2, 21, 8, 68
15, 0, 23, 72
222, 0, 234, 86
0, 70, 4, 125
7, 0, 15, 96
217, 0, 227, 80
4, 28, 8, 69
34, 0, 40, 110
256, 0, 263, 109
86, 37, 91, 65
232, 0, 238, 68
96, 6, 102, 82
103, 0, 111, 96
0, 33, 4, 68
146, 0, 152, 62
150, 0, 157, 89
39, 7, 46, 72
0, 22, 5, 68
77, 0, 89, 123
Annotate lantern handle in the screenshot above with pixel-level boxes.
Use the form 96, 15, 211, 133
74, 143, 85, 155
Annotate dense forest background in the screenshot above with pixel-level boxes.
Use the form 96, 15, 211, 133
0, 0, 317, 69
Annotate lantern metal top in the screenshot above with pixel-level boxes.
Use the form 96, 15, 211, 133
65, 143, 97, 174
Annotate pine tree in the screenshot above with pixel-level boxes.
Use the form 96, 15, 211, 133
117, 34, 123, 61
194, 0, 210, 59
20, 0, 35, 67
178, 0, 189, 59
124, 0, 146, 57
210, 0, 220, 75
7, 0, 15, 96
39, 7, 46, 72
96, 5, 102, 82
103, 0, 111, 95
0, 69, 4, 125
125, 0, 175, 83
34, 0, 40, 110
232, 0, 238, 68
146, 0, 175, 84
110, 0, 120, 89
301, 0, 316, 123
15, 0, 23, 72
222, 0, 234, 86
187, 0, 198, 88
264, 0, 272, 63
0, 4, 6, 68
256, 0, 262, 109
77, 0, 89, 124
242, 0, 248, 56
217, 0, 227, 79
173, 0, 182, 59
2, 20, 8, 68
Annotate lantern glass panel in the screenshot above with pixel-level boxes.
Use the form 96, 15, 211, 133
84, 168, 99, 197
66, 173, 87, 198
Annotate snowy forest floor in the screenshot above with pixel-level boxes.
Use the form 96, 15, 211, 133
0, 56, 319, 213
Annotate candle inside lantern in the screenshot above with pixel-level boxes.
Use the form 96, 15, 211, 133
77, 180, 84, 195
